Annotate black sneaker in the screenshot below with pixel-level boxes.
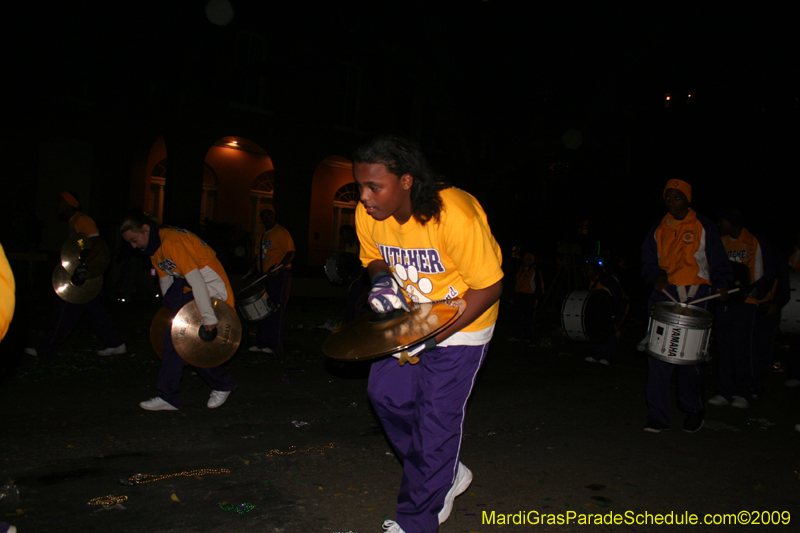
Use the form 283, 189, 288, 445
644, 420, 670, 433
683, 412, 704, 433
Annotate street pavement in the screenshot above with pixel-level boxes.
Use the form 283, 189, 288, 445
1, 291, 798, 533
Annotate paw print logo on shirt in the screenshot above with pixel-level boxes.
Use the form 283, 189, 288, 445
394, 264, 433, 303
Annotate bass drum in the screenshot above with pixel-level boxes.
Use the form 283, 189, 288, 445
561, 289, 614, 343
780, 271, 800, 335
324, 252, 364, 285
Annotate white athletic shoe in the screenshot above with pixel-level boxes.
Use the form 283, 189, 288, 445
438, 462, 473, 524
382, 520, 406, 533
139, 396, 178, 411
731, 396, 750, 409
207, 390, 231, 408
785, 379, 800, 388
707, 395, 730, 407
139, 397, 178, 411
24, 347, 37, 356
97, 343, 126, 356
248, 345, 274, 353
599, 359, 610, 366
585, 356, 597, 363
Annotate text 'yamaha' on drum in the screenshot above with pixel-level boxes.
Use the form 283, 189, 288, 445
561, 289, 614, 343
780, 271, 800, 335
235, 282, 276, 322
324, 252, 364, 285
645, 301, 713, 365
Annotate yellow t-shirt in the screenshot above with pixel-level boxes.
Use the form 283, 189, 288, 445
0, 243, 15, 341
151, 227, 234, 307
255, 224, 295, 273
356, 187, 503, 333
68, 212, 99, 237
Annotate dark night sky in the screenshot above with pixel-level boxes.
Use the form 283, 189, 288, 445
8, 1, 799, 270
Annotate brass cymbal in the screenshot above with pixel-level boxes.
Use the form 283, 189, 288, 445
61, 232, 110, 279
149, 306, 174, 359
171, 299, 242, 368
52, 265, 102, 304
322, 298, 466, 361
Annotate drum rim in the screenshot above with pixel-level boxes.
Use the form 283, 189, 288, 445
651, 301, 713, 326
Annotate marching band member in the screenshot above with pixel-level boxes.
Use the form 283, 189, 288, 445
708, 209, 776, 408
786, 230, 800, 390
583, 255, 628, 365
509, 252, 544, 344
640, 179, 732, 433
25, 192, 125, 359
248, 205, 294, 354
120, 211, 236, 411
0, 243, 14, 342
353, 135, 503, 533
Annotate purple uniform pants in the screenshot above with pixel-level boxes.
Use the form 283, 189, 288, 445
646, 286, 710, 426
368, 342, 488, 533
255, 269, 291, 353
714, 303, 758, 403
36, 291, 124, 359
158, 290, 236, 409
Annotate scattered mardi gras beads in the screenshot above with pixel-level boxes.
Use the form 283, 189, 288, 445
87, 495, 128, 507
220, 502, 257, 514
264, 442, 334, 457
119, 468, 231, 485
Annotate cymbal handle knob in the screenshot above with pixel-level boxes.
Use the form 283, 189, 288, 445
198, 326, 218, 342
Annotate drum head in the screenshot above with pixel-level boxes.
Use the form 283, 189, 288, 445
561, 289, 614, 343
236, 282, 265, 303
325, 252, 364, 285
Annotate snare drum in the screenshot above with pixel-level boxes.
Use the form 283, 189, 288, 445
779, 272, 800, 335
235, 282, 276, 322
324, 252, 364, 285
561, 289, 614, 342
645, 302, 713, 365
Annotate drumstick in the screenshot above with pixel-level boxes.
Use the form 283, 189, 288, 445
687, 288, 740, 306
661, 289, 680, 304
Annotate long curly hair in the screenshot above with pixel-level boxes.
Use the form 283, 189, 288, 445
352, 135, 447, 225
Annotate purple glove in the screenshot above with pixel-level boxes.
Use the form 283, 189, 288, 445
368, 271, 410, 314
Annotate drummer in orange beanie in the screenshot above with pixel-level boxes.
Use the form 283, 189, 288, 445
640, 179, 732, 433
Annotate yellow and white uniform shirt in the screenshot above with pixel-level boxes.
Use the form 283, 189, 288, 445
68, 212, 99, 238
356, 187, 503, 345
255, 224, 295, 273
151, 227, 234, 308
722, 227, 764, 305
0, 243, 15, 341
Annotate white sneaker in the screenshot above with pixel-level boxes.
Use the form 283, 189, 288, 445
785, 379, 800, 388
707, 395, 730, 407
248, 345, 274, 353
585, 356, 597, 363
97, 343, 126, 356
24, 347, 37, 356
599, 359, 610, 366
731, 396, 750, 409
382, 520, 406, 533
795, 423, 800, 433
438, 462, 473, 524
139, 397, 178, 411
207, 390, 231, 408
